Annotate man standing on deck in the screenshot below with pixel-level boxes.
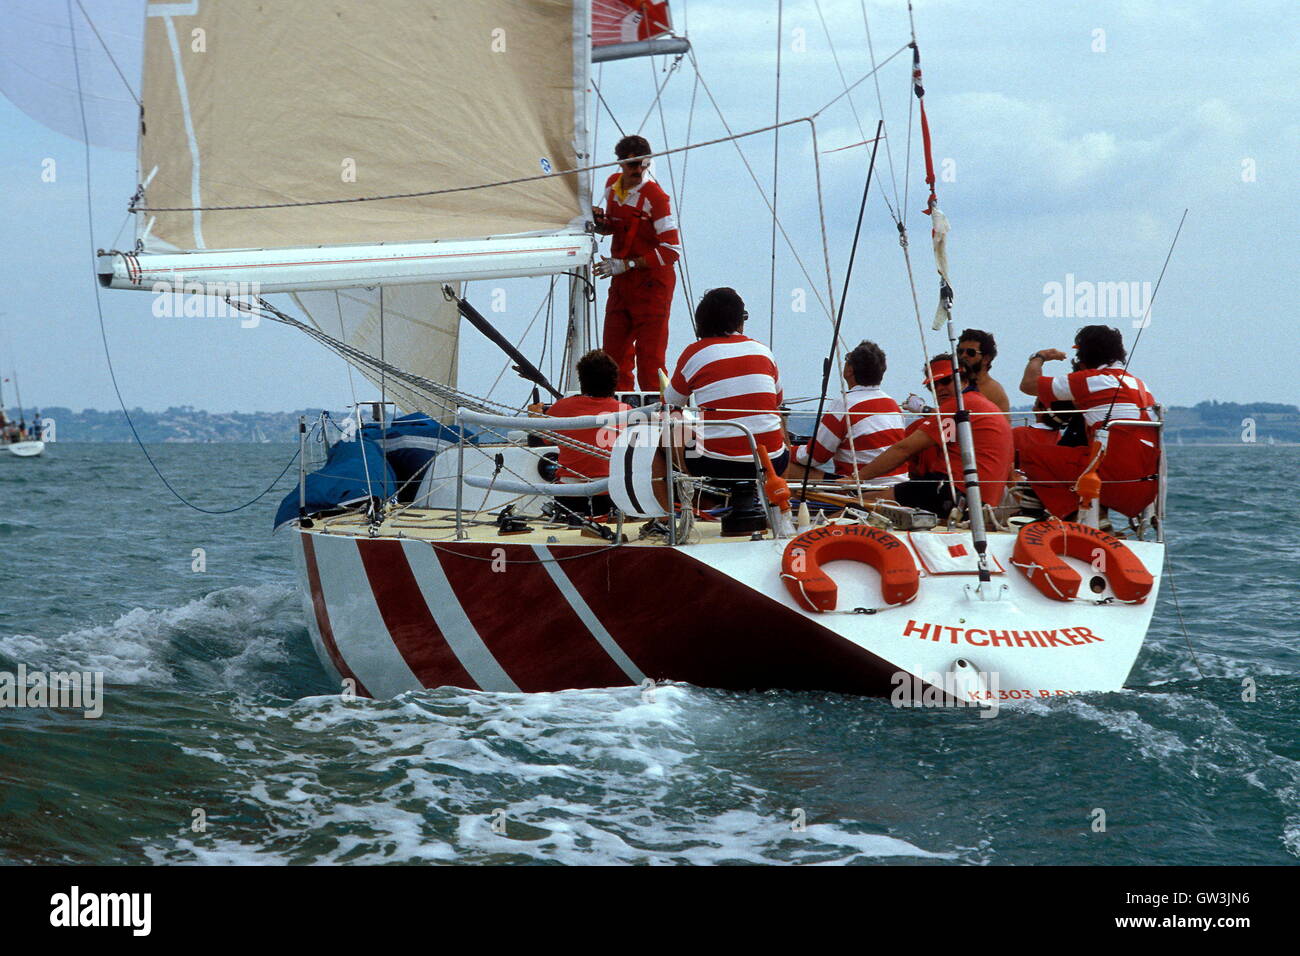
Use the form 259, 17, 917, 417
956, 328, 1011, 412
592, 135, 682, 392
1017, 325, 1159, 520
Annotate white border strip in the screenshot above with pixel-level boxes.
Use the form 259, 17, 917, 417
403, 541, 521, 693
532, 545, 645, 683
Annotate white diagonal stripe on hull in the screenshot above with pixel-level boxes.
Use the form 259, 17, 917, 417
315, 536, 423, 697
403, 541, 521, 692
531, 545, 646, 683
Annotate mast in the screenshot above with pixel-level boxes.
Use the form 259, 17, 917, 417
908, 7, 995, 594
563, 266, 594, 392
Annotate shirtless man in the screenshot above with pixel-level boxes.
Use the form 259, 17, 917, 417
956, 328, 1010, 413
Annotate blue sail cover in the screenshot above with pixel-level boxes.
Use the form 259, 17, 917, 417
274, 437, 396, 531
364, 413, 472, 501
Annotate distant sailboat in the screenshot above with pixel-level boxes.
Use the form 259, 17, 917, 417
1, 368, 44, 457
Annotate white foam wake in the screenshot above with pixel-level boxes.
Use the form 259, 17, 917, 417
0, 583, 299, 687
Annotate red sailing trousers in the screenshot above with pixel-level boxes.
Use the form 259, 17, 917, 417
602, 267, 675, 391
1019, 430, 1159, 519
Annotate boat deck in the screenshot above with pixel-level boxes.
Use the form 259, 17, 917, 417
304, 507, 1029, 549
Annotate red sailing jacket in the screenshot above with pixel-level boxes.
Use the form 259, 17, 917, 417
599, 172, 681, 271
1036, 366, 1159, 473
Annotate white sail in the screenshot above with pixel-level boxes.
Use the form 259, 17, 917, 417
290, 284, 460, 418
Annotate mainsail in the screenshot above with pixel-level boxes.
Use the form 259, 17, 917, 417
100, 0, 593, 290
96, 0, 685, 403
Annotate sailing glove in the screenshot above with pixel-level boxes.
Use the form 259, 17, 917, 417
594, 256, 632, 278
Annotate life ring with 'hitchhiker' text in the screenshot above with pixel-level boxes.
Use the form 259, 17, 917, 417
1011, 519, 1153, 603
780, 525, 920, 612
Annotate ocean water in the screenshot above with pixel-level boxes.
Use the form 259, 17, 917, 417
0, 443, 1296, 865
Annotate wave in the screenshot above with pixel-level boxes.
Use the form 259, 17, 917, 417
0, 584, 330, 696
140, 685, 958, 865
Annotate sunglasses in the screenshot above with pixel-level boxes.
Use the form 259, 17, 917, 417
958, 347, 981, 357
931, 376, 955, 387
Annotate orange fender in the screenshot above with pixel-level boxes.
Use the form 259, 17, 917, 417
1012, 520, 1153, 603
781, 525, 920, 612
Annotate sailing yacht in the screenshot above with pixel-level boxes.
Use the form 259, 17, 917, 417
94, 1, 1166, 702
1, 374, 44, 458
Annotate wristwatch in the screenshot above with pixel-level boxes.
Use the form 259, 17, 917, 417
1028, 351, 1044, 362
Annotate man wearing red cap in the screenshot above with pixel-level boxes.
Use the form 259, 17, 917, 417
1017, 325, 1159, 519
840, 354, 1013, 516
592, 134, 682, 391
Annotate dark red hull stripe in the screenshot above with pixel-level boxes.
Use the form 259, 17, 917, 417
301, 534, 371, 698
434, 544, 631, 692
555, 546, 904, 696
357, 538, 478, 690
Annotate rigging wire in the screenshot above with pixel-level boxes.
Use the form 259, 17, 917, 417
1101, 210, 1188, 424
485, 287, 556, 401
633, 52, 683, 136
683, 56, 835, 324
647, 55, 697, 335
1162, 549, 1206, 678
674, 68, 702, 324
591, 77, 627, 139
67, 0, 300, 516
813, 0, 872, 159
797, 121, 883, 506
859, 0, 904, 220
73, 0, 140, 108
768, 0, 783, 349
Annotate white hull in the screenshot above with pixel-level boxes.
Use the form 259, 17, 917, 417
291, 517, 1162, 701
4, 441, 44, 457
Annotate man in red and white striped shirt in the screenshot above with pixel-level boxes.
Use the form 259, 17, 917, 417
1017, 325, 1159, 518
664, 288, 786, 534
787, 340, 907, 483
593, 135, 682, 391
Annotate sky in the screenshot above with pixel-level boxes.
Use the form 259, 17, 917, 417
1, 0, 1296, 416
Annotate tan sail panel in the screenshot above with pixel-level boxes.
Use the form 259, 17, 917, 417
139, 0, 587, 252
291, 284, 460, 418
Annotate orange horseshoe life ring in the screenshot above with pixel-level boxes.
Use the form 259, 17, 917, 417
780, 525, 920, 612
1011, 519, 1153, 603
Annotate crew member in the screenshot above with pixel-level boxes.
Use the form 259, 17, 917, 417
786, 340, 906, 483
956, 328, 1011, 412
1017, 325, 1159, 519
1012, 400, 1066, 469
842, 355, 1013, 516
532, 349, 630, 519
593, 134, 682, 392
664, 288, 786, 534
